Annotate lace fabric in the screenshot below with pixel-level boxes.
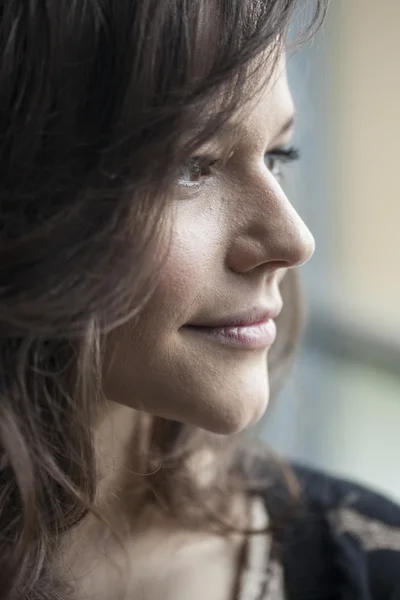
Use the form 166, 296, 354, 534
235, 496, 285, 600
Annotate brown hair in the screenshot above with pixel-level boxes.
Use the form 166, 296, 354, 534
0, 1, 327, 598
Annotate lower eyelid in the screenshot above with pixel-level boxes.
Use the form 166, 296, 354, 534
179, 181, 201, 188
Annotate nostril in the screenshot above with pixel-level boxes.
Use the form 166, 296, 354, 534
266, 265, 288, 284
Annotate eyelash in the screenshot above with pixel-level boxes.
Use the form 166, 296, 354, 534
178, 146, 300, 188
264, 146, 300, 182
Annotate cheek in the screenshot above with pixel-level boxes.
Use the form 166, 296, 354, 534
103, 207, 224, 400
157, 241, 206, 323
103, 202, 269, 435
152, 208, 224, 324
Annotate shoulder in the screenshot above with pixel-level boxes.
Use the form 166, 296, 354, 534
292, 463, 400, 529
263, 463, 400, 599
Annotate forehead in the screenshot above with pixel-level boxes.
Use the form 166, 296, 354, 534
200, 52, 295, 154
235, 52, 294, 143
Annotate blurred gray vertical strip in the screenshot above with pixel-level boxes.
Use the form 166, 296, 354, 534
260, 10, 335, 465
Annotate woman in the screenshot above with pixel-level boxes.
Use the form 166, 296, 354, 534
1, 1, 400, 599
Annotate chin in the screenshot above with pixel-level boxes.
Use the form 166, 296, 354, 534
105, 352, 271, 436
191, 386, 271, 436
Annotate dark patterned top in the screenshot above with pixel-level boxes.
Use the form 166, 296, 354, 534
269, 465, 400, 599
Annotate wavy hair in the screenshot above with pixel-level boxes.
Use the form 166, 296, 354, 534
0, 1, 327, 598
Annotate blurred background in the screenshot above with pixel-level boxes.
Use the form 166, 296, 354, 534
260, 0, 400, 501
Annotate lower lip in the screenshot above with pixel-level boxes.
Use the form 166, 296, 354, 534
184, 319, 277, 350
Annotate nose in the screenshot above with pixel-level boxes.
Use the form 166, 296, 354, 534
226, 174, 315, 275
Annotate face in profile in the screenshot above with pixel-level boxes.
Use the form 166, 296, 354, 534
104, 53, 315, 435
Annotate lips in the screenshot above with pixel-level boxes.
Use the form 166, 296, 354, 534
185, 305, 282, 329
182, 305, 282, 350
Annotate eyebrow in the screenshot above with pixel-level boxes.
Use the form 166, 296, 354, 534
223, 113, 295, 142
191, 113, 296, 159
274, 114, 296, 140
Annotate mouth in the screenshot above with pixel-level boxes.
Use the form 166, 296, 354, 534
182, 306, 281, 350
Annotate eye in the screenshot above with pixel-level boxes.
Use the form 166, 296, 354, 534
178, 156, 217, 187
264, 146, 300, 182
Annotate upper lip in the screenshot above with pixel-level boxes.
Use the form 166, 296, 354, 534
185, 304, 283, 328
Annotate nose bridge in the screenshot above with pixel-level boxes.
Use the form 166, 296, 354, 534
228, 177, 315, 273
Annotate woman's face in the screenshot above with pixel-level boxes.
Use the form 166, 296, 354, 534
104, 54, 315, 434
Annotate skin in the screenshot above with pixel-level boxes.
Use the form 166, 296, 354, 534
103, 54, 315, 436
61, 52, 315, 600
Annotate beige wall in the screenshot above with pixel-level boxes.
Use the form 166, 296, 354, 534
327, 1, 400, 341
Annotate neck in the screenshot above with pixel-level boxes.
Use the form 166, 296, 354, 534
93, 402, 155, 525
56, 402, 248, 599
93, 401, 242, 532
